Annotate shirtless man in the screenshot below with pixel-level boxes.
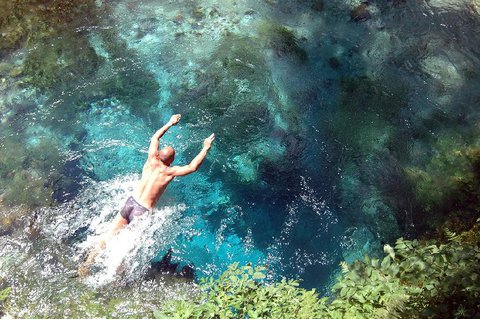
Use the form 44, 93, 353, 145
111, 113, 214, 231
79, 114, 214, 275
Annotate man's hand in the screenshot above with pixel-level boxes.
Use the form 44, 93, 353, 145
169, 114, 181, 126
203, 133, 215, 149
149, 114, 181, 157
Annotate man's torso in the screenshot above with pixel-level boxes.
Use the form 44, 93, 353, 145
134, 158, 173, 209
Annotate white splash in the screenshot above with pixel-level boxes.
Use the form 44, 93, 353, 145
39, 174, 187, 286
83, 204, 185, 287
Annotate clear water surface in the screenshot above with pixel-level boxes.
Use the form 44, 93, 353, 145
1, 0, 480, 316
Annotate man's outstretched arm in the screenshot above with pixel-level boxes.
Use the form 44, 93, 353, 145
148, 114, 181, 158
169, 133, 215, 176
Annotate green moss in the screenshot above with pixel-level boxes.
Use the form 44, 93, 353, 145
405, 133, 480, 233
0, 286, 10, 317
170, 33, 301, 185
22, 31, 103, 91
331, 76, 407, 156
175, 34, 272, 138
1, 0, 102, 98
0, 136, 63, 208
0, 0, 97, 51
2, 0, 159, 114
257, 21, 307, 62
0, 138, 27, 178
2, 170, 54, 207
93, 28, 159, 112
331, 75, 417, 239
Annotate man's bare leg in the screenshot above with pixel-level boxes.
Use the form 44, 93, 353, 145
78, 214, 129, 277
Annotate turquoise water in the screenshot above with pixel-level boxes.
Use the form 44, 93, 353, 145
1, 0, 480, 316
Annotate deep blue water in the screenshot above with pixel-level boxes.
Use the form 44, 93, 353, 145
1, 0, 480, 315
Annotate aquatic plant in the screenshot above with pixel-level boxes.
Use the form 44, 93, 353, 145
1, 0, 158, 114
22, 32, 103, 91
405, 133, 480, 233
0, 135, 63, 208
331, 76, 407, 156
154, 224, 480, 319
97, 27, 160, 112
257, 21, 307, 62
0, 0, 97, 51
171, 33, 292, 185
331, 76, 410, 239
2, 170, 54, 207
1, 0, 102, 104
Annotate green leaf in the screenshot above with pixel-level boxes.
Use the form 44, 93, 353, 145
383, 244, 395, 260
381, 256, 391, 271
0, 287, 11, 302
153, 310, 169, 319
253, 272, 266, 280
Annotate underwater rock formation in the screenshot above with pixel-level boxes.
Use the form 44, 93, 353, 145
171, 33, 293, 185
311, 0, 325, 12
405, 134, 480, 234
257, 21, 308, 62
0, 133, 65, 208
22, 32, 103, 91
330, 75, 411, 240
350, 3, 371, 22
0, 0, 97, 52
145, 249, 195, 280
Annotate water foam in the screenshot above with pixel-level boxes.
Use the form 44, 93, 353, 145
39, 174, 187, 286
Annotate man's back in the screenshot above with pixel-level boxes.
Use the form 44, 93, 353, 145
135, 159, 174, 209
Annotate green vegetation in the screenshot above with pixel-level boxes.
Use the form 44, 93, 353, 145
0, 287, 10, 302
405, 133, 480, 234
173, 33, 296, 185
22, 31, 102, 91
154, 224, 480, 319
0, 0, 97, 51
0, 286, 10, 317
257, 22, 307, 63
0, 135, 63, 208
96, 27, 160, 113
155, 263, 325, 319
176, 34, 270, 129
332, 76, 407, 155
331, 75, 410, 241
331, 74, 480, 239
1, 0, 159, 111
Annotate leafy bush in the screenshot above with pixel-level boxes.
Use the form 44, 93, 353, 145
154, 225, 480, 319
154, 263, 326, 319
0, 287, 11, 317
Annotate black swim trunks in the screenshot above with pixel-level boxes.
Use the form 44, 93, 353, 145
120, 196, 149, 223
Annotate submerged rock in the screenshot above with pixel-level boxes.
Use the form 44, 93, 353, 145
351, 3, 371, 22
328, 57, 341, 69
311, 0, 325, 12
258, 21, 308, 62
145, 249, 195, 280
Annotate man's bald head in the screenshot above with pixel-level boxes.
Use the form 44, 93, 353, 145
158, 146, 175, 165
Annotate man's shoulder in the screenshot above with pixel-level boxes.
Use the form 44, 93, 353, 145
164, 166, 177, 175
